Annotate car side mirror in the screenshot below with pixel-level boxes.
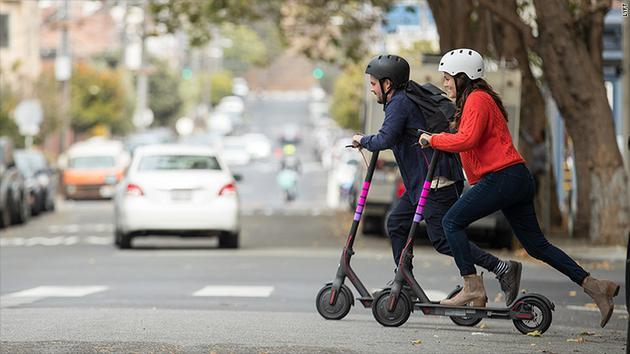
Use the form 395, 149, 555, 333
233, 173, 243, 182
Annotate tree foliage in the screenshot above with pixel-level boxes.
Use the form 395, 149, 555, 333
149, 0, 394, 64
0, 83, 21, 147
222, 23, 270, 76
427, 0, 628, 243
70, 63, 131, 135
330, 62, 364, 130
149, 60, 183, 126
149, 0, 278, 47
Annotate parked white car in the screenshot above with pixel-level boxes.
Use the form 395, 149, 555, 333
113, 144, 240, 249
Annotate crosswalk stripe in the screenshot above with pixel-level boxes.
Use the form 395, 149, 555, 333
0, 235, 110, 247
0, 286, 108, 308
192, 285, 274, 297
48, 224, 113, 234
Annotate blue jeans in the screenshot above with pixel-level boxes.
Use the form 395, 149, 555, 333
387, 182, 500, 272
442, 163, 589, 285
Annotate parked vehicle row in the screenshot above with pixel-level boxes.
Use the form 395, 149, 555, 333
0, 137, 57, 229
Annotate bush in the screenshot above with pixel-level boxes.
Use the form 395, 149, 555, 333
330, 62, 364, 130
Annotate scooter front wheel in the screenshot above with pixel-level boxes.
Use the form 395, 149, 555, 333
372, 288, 412, 327
512, 295, 553, 335
316, 284, 353, 320
446, 287, 483, 327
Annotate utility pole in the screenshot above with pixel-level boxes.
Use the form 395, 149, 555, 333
132, 0, 151, 131
57, 0, 71, 153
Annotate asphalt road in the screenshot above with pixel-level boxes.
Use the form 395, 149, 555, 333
1, 94, 627, 353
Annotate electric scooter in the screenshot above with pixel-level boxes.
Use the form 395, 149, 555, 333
315, 146, 379, 320
371, 139, 555, 335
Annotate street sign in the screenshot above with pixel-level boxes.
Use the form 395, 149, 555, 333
55, 56, 71, 81
13, 99, 43, 136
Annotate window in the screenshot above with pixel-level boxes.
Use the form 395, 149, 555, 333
69, 156, 116, 169
138, 155, 221, 171
0, 14, 8, 48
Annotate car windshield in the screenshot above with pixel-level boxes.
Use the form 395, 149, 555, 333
138, 155, 221, 171
69, 156, 116, 169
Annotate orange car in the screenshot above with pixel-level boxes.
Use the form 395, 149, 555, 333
60, 139, 129, 200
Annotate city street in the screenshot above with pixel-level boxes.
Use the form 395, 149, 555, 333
1, 96, 627, 353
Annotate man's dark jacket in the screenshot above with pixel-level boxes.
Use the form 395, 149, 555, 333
360, 89, 464, 204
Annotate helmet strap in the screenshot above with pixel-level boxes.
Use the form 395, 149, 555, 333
379, 80, 393, 110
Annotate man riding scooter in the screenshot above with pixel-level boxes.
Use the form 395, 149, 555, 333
352, 54, 522, 304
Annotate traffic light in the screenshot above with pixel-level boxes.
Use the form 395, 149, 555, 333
312, 67, 324, 80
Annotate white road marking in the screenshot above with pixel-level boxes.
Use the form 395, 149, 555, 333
85, 236, 112, 245
0, 235, 111, 247
48, 224, 113, 234
0, 286, 108, 308
192, 285, 274, 297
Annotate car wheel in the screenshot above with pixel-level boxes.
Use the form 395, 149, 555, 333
47, 198, 55, 212
117, 232, 132, 249
219, 232, 239, 249
0, 207, 10, 228
494, 218, 514, 249
114, 227, 122, 246
362, 216, 385, 236
14, 193, 30, 225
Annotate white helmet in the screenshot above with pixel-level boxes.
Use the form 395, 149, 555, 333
438, 48, 484, 80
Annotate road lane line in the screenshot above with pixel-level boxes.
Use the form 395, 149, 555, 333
192, 286, 274, 297
0, 286, 108, 308
85, 236, 112, 245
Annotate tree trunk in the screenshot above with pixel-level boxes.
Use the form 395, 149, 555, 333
428, 0, 564, 232
532, 0, 629, 244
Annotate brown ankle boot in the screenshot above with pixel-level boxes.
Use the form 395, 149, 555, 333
440, 274, 488, 307
582, 276, 620, 328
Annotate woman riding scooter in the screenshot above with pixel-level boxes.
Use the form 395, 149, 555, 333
420, 48, 620, 327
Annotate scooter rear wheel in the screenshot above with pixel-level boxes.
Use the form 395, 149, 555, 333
512, 296, 553, 335
372, 288, 412, 327
447, 287, 483, 327
316, 284, 353, 320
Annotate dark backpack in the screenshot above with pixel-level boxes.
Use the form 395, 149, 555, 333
404, 80, 454, 135
404, 80, 463, 176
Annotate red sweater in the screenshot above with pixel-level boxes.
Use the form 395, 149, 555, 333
431, 90, 524, 185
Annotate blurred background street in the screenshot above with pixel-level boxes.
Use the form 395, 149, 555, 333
0, 0, 628, 352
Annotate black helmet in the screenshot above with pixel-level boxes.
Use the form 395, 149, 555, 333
365, 54, 410, 88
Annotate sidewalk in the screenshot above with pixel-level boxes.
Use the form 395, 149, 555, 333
538, 237, 628, 262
